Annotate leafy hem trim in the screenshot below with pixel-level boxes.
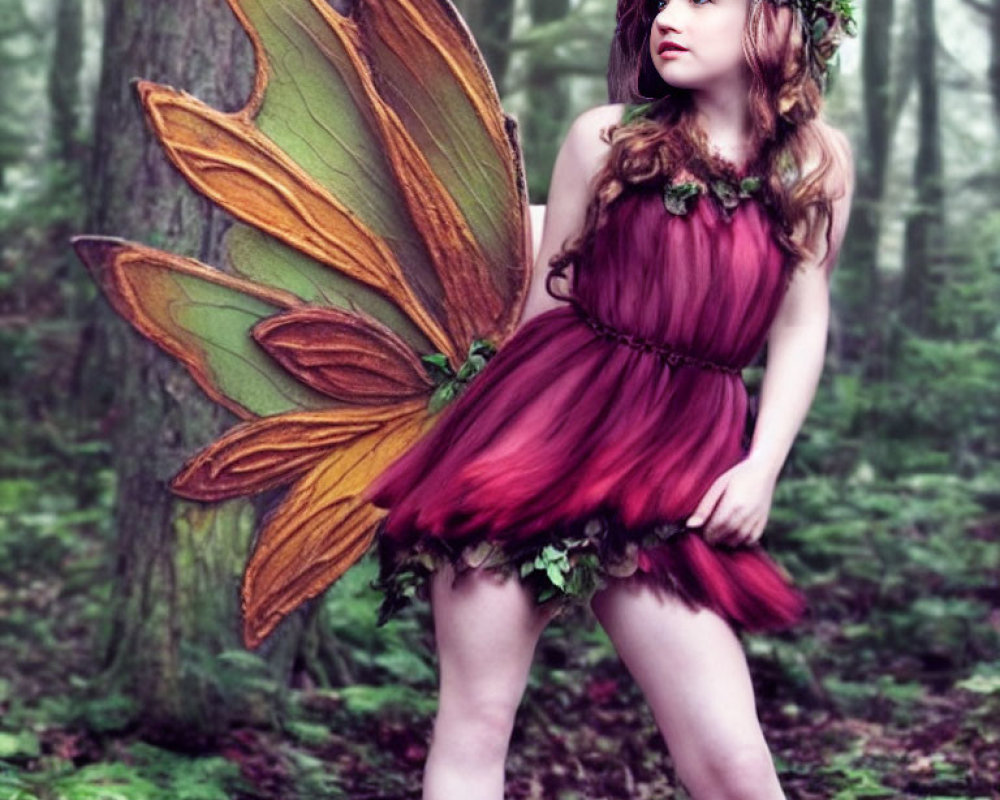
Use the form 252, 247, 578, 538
370, 511, 688, 626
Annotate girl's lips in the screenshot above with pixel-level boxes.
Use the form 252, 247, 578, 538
658, 42, 689, 54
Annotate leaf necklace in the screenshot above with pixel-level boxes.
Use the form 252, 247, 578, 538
663, 174, 765, 218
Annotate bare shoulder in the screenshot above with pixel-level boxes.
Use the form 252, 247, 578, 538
562, 103, 628, 183
571, 102, 629, 134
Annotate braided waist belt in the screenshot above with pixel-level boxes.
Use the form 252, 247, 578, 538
569, 299, 743, 375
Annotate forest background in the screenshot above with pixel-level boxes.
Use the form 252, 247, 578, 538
0, 0, 998, 798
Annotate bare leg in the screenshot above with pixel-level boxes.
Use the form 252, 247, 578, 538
422, 562, 556, 800
590, 577, 785, 800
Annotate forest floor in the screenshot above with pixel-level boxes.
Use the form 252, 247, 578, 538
1, 466, 998, 799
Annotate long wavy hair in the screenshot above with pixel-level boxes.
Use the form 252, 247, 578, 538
547, 0, 848, 299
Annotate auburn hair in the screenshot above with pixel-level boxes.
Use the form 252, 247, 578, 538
548, 0, 849, 298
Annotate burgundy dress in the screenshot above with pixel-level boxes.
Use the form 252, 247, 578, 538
363, 153, 807, 632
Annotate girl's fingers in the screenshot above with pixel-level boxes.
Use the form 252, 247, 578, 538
701, 506, 725, 542
737, 516, 766, 547
687, 478, 726, 529
710, 509, 761, 547
726, 521, 752, 547
706, 505, 743, 544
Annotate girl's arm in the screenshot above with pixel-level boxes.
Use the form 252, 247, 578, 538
688, 125, 855, 546
748, 127, 855, 479
742, 242, 832, 480
517, 104, 624, 328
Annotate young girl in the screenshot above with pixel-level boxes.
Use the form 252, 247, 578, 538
364, 0, 855, 797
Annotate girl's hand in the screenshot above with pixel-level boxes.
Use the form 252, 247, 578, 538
684, 456, 779, 547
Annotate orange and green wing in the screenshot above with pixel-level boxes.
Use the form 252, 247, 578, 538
73, 0, 531, 647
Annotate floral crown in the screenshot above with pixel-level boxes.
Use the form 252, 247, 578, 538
772, 0, 858, 90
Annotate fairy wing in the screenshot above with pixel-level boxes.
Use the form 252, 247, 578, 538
72, 0, 531, 648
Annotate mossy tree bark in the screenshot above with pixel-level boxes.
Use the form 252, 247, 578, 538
86, 0, 302, 746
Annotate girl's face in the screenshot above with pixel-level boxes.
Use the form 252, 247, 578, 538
647, 0, 751, 92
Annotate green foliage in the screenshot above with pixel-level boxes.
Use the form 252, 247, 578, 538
930, 209, 1000, 341
0, 476, 111, 573
824, 762, 896, 799
0, 742, 247, 800
281, 749, 348, 799
118, 743, 245, 800
72, 692, 140, 735
0, 732, 40, 760
308, 554, 434, 685
820, 675, 926, 722
884, 336, 1000, 468
0, 153, 109, 526
957, 660, 1000, 696
767, 467, 1000, 690
425, 338, 498, 413
283, 720, 333, 748
337, 684, 437, 717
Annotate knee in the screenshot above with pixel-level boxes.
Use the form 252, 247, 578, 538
680, 742, 783, 800
433, 695, 520, 765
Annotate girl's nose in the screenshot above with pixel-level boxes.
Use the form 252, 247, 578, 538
654, 3, 684, 31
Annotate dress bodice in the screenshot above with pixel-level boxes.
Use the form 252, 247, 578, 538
569, 186, 791, 372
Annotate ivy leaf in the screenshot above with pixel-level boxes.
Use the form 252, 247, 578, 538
663, 181, 702, 216
463, 541, 495, 568
546, 563, 567, 589
428, 383, 458, 414
456, 362, 475, 381
537, 586, 558, 603
565, 554, 601, 598
710, 179, 740, 210
739, 176, 763, 197
622, 101, 655, 125
421, 352, 454, 381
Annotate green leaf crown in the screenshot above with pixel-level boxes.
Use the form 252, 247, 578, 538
771, 0, 858, 90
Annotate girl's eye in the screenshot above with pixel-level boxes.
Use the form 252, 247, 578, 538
653, 0, 713, 11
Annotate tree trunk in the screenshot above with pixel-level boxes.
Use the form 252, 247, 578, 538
86, 0, 300, 747
990, 0, 1000, 135
524, 0, 572, 202
841, 0, 895, 358
47, 0, 83, 164
453, 0, 516, 95
0, 1, 33, 191
900, 0, 945, 336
